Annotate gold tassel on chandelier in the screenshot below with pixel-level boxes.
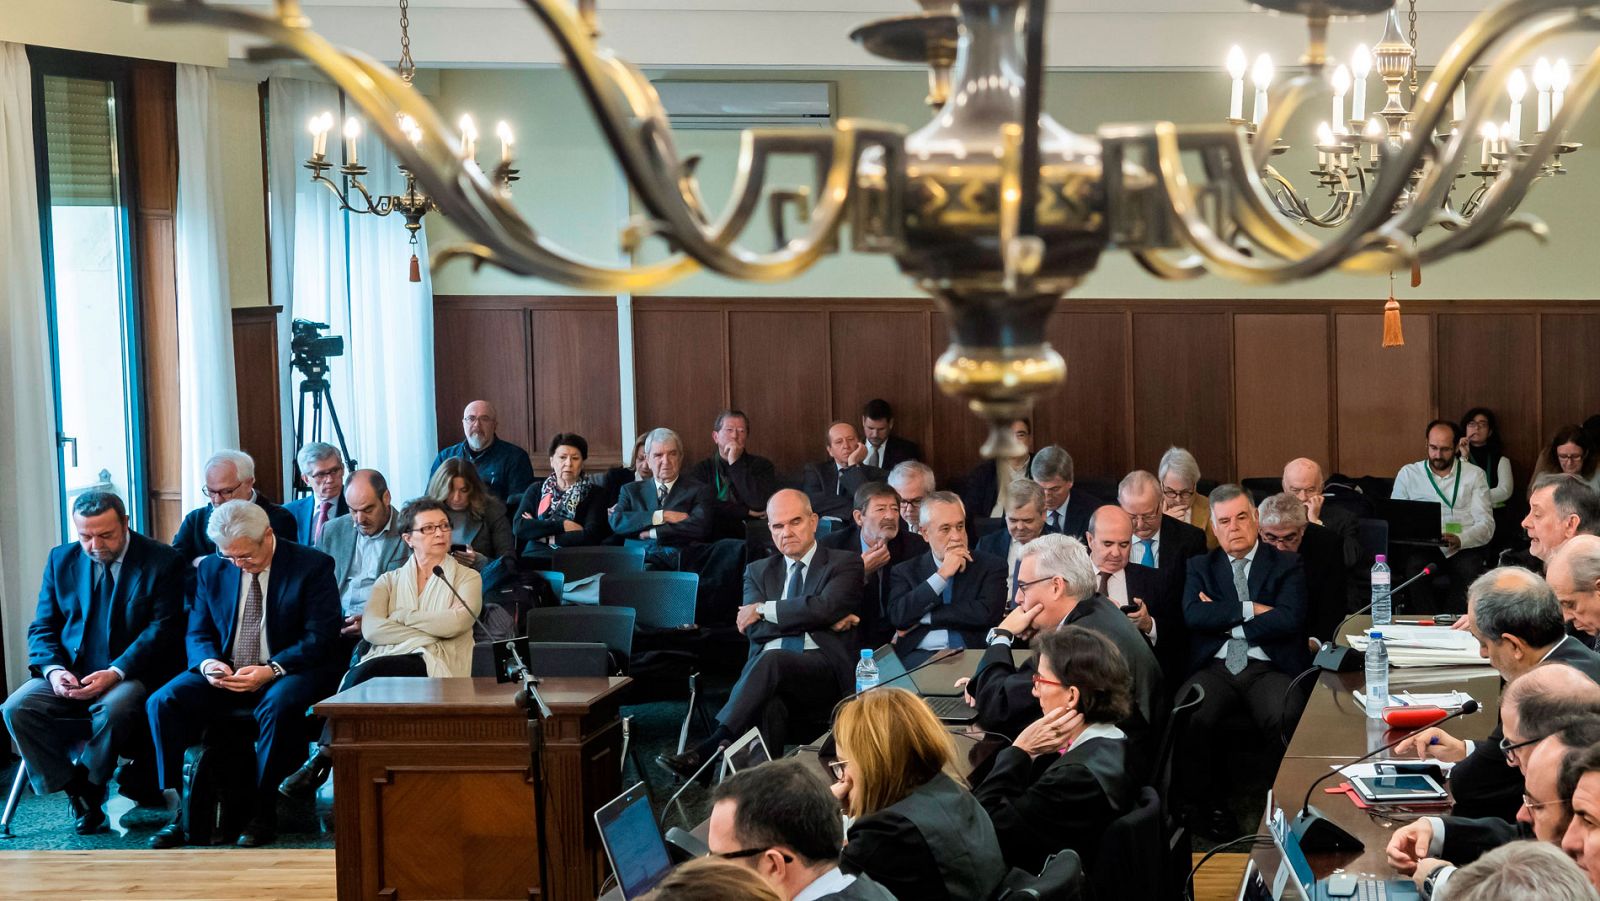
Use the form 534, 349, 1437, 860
409, 252, 421, 283
1382, 268, 1404, 347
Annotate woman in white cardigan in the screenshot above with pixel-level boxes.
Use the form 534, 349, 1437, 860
360, 497, 483, 677
280, 497, 482, 799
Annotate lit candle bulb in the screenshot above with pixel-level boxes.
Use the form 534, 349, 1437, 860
496, 121, 514, 163
1533, 58, 1553, 133
310, 112, 332, 157
1506, 68, 1527, 143
1481, 122, 1497, 165
458, 114, 478, 159
1453, 80, 1467, 124
1351, 45, 1372, 122
1226, 46, 1248, 120
1252, 53, 1274, 125
1316, 121, 1335, 168
398, 114, 422, 146
1331, 65, 1351, 133
1502, 120, 1514, 155
1367, 117, 1385, 162
343, 117, 361, 166
1553, 59, 1571, 120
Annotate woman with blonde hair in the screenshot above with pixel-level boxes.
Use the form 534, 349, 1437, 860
638, 856, 782, 901
830, 688, 1007, 900
426, 457, 513, 570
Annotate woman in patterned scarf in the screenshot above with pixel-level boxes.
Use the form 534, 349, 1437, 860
513, 432, 609, 554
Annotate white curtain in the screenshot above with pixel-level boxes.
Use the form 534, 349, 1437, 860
174, 64, 241, 513
268, 78, 436, 499
345, 119, 437, 498
0, 43, 64, 693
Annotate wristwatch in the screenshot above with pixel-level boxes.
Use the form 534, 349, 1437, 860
1420, 863, 1449, 899
268, 660, 287, 679
988, 627, 1015, 645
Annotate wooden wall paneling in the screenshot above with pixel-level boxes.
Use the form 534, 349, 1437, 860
528, 307, 623, 465
1436, 313, 1540, 477
129, 62, 181, 539
1035, 310, 1132, 481
1540, 313, 1600, 443
1232, 314, 1331, 480
926, 313, 993, 483
727, 310, 830, 476
631, 308, 727, 467
231, 307, 285, 499
1131, 312, 1235, 481
431, 304, 532, 456
1334, 313, 1433, 478
828, 310, 933, 461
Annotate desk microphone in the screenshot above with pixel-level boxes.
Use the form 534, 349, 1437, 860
1291, 697, 1479, 852
432, 564, 476, 615
1315, 565, 1434, 673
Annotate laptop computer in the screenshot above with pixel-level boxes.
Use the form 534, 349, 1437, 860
722, 727, 773, 775
1265, 805, 1419, 901
1376, 498, 1449, 549
871, 645, 978, 723
594, 782, 674, 900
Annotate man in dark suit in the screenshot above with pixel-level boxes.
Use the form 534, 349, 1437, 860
429, 399, 536, 504
976, 479, 1048, 609
2, 491, 184, 835
1283, 458, 1361, 569
958, 418, 1033, 528
709, 759, 896, 900
658, 490, 863, 777
887, 461, 937, 538
610, 427, 714, 568
1031, 445, 1100, 540
689, 409, 778, 540
1118, 469, 1207, 590
967, 533, 1164, 766
172, 450, 298, 569
887, 492, 1006, 665
284, 442, 348, 546
1084, 504, 1186, 685
1178, 484, 1311, 837
1259, 492, 1351, 645
146, 500, 341, 849
1395, 569, 1600, 822
860, 398, 921, 472
803, 422, 886, 521
820, 481, 928, 650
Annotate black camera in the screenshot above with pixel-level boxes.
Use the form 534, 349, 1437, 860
290, 318, 344, 382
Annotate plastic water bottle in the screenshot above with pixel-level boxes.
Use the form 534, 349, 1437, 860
1364, 630, 1389, 719
855, 649, 879, 694
1371, 554, 1393, 627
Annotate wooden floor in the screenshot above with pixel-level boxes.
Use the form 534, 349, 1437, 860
1, 848, 1249, 900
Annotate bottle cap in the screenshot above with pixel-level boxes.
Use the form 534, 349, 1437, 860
1369, 630, 1383, 640
860, 649, 873, 658
1375, 554, 1386, 563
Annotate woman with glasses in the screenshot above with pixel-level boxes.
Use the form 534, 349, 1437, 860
426, 457, 514, 570
512, 433, 608, 555
1158, 446, 1217, 549
280, 498, 482, 797
971, 625, 1137, 877
1535, 425, 1600, 494
829, 688, 1007, 900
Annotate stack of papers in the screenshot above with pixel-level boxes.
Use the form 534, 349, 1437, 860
1347, 625, 1486, 667
1351, 689, 1476, 711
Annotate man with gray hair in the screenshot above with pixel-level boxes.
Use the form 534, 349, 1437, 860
1448, 842, 1599, 901
1117, 469, 1207, 589
172, 449, 298, 569
1524, 474, 1600, 565
146, 499, 341, 849
887, 491, 1006, 666
1258, 492, 1349, 644
1398, 568, 1600, 822
429, 399, 535, 504
976, 479, 1049, 605
285, 442, 348, 546
1029, 445, 1102, 540
967, 533, 1163, 762
1550, 535, 1600, 644
610, 427, 713, 568
888, 460, 936, 536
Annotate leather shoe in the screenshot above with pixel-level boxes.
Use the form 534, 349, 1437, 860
654, 749, 703, 781
148, 823, 187, 849
66, 778, 108, 835
237, 817, 277, 848
279, 752, 332, 800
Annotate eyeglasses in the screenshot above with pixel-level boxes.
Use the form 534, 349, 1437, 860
462, 415, 497, 425
1559, 453, 1587, 463
1523, 792, 1569, 812
1014, 576, 1058, 597
1261, 530, 1305, 546
1500, 734, 1541, 764
1126, 511, 1161, 525
202, 482, 244, 500
407, 523, 452, 536
306, 465, 344, 482
1031, 674, 1063, 688
1161, 487, 1195, 502
827, 759, 850, 781
717, 847, 794, 864
216, 547, 263, 564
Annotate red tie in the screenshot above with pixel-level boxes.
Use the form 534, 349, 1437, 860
313, 500, 331, 543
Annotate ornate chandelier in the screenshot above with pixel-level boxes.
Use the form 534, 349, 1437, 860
1223, 0, 1578, 229
143, 0, 1600, 457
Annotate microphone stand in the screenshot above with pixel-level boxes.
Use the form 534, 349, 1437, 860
1292, 699, 1479, 852
1314, 564, 1435, 673
505, 642, 552, 895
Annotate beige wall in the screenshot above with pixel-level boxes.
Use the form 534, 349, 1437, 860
0, 0, 227, 67
425, 66, 1600, 301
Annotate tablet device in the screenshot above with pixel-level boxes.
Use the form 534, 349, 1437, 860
594, 782, 673, 899
722, 727, 772, 774
1349, 773, 1448, 803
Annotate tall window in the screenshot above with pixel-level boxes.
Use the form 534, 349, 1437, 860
31, 50, 145, 534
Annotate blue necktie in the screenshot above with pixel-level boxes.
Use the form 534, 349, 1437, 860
78, 562, 112, 673
1139, 538, 1155, 567
780, 561, 806, 651
941, 577, 964, 649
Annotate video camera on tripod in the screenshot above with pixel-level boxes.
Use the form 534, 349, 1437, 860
291, 319, 355, 477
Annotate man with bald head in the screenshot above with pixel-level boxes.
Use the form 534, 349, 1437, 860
317, 470, 409, 646
802, 421, 886, 521
658, 489, 863, 778
1398, 568, 1600, 820
1282, 457, 1360, 569
430, 400, 535, 504
1084, 505, 1184, 680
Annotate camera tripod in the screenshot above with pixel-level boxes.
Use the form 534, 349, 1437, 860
295, 375, 356, 476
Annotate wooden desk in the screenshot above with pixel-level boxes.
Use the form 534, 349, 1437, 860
315, 676, 630, 901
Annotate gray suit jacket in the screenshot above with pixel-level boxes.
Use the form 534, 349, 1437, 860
317, 511, 410, 614
815, 872, 898, 900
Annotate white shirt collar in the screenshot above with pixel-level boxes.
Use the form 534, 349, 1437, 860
787, 541, 820, 572
794, 867, 856, 901
1067, 722, 1126, 750
1540, 635, 1574, 664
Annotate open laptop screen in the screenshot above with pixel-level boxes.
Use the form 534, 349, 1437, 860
594, 782, 673, 899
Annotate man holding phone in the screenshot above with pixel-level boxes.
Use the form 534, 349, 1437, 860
1083, 504, 1184, 682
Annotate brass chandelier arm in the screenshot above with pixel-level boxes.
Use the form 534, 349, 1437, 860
1260, 164, 1358, 228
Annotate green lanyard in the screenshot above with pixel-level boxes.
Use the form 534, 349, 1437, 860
1425, 463, 1461, 510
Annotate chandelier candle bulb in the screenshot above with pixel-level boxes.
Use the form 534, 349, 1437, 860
1227, 46, 1248, 119
1534, 58, 1553, 132
496, 121, 514, 163
1454, 81, 1467, 124
343, 116, 361, 166
1316, 121, 1334, 167
1351, 44, 1372, 121
1331, 65, 1351, 132
1554, 59, 1571, 117
1507, 68, 1527, 142
1481, 122, 1497, 165
458, 114, 478, 159
1253, 53, 1273, 125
